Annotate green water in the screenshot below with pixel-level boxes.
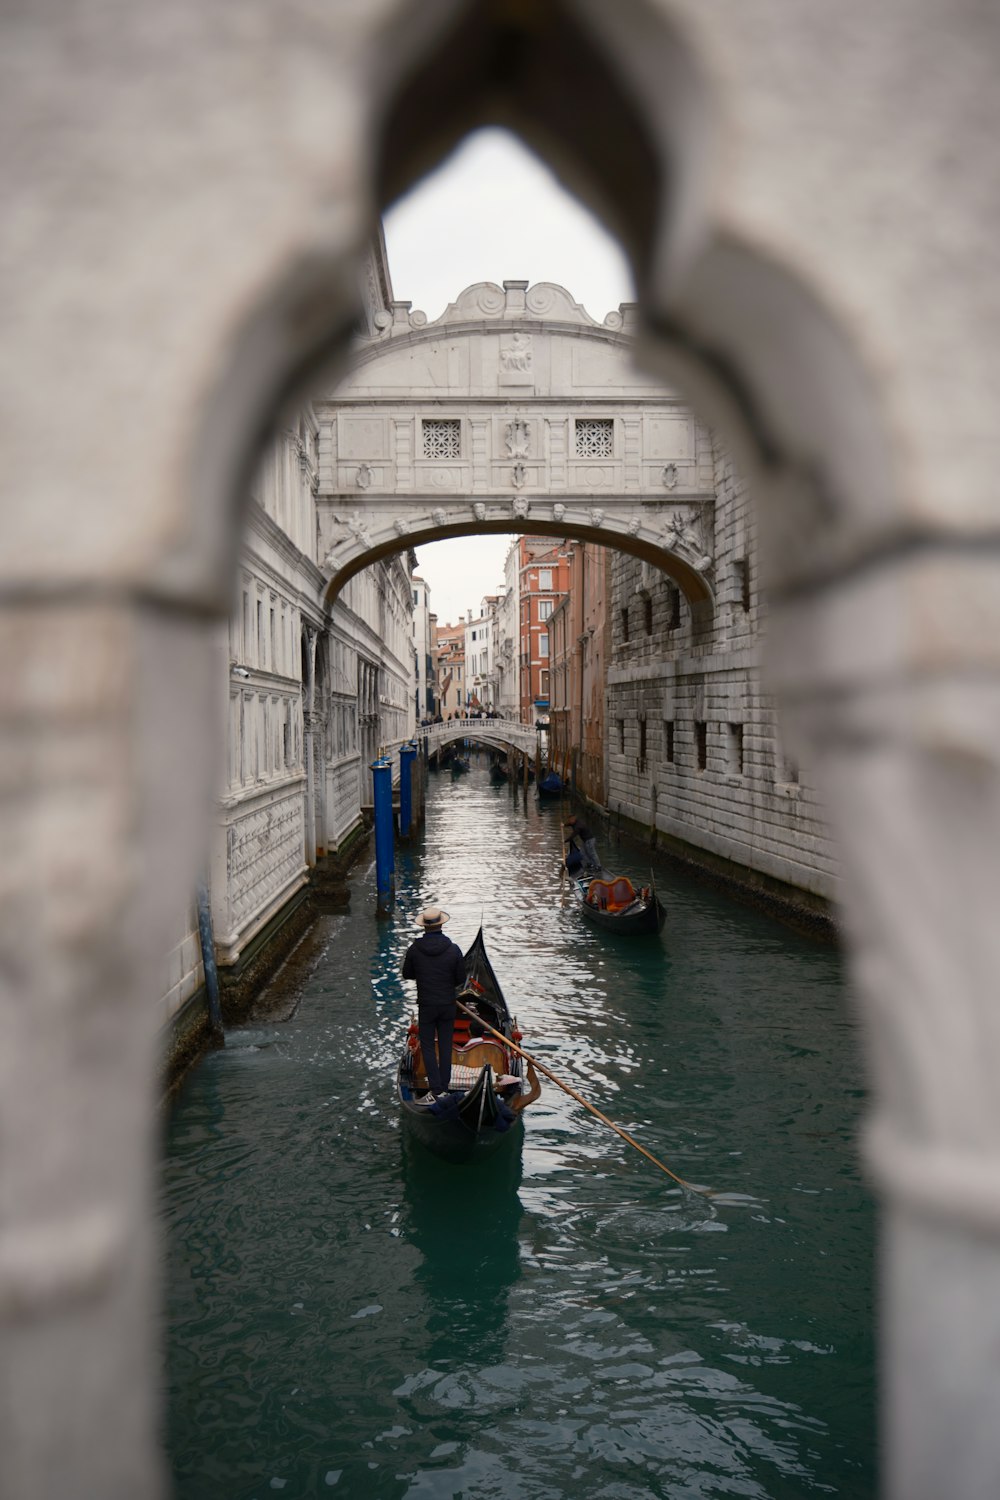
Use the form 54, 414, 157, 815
164, 759, 876, 1498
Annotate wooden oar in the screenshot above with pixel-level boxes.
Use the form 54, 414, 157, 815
456, 999, 712, 1196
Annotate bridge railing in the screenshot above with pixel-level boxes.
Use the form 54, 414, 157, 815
419, 717, 539, 755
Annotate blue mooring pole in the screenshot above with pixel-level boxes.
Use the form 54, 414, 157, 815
371, 756, 395, 914
399, 741, 416, 840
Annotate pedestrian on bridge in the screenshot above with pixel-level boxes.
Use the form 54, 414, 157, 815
401, 908, 466, 1099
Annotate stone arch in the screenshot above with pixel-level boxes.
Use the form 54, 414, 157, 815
8, 1, 998, 1495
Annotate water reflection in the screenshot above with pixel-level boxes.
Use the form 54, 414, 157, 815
399, 1136, 524, 1358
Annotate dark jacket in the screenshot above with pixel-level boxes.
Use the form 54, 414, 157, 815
402, 930, 465, 1011
567, 820, 594, 847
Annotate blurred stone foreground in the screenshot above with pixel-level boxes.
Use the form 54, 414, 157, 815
3, 4, 1000, 1497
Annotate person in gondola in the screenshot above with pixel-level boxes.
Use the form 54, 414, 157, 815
563, 841, 584, 877
401, 907, 466, 1100
563, 815, 599, 874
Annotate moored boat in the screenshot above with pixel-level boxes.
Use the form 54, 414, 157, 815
536, 770, 564, 800
573, 870, 666, 936
397, 928, 540, 1161
450, 755, 470, 777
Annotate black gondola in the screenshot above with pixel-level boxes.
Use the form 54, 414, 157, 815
489, 759, 509, 785
573, 869, 666, 936
450, 755, 470, 777
397, 928, 536, 1161
536, 770, 564, 800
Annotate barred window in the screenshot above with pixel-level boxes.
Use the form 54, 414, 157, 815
575, 418, 614, 457
422, 419, 461, 458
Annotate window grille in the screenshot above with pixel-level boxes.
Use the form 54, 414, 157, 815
575, 418, 614, 457
422, 419, 461, 458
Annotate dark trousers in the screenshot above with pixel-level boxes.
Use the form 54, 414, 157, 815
418, 1006, 455, 1094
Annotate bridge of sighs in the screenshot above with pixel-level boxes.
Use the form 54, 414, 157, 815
315, 279, 720, 612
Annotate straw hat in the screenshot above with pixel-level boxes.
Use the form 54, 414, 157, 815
416, 907, 450, 929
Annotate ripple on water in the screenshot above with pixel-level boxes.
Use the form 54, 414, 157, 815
165, 758, 875, 1500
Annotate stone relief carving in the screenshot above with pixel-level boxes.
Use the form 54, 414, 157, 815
662, 508, 713, 573
500, 332, 532, 372
356, 463, 373, 490
473, 502, 487, 522
512, 496, 529, 520
431, 509, 447, 527
662, 463, 679, 490
552, 503, 566, 522
394, 518, 409, 537
627, 517, 641, 537
504, 419, 530, 457
347, 514, 373, 549
512, 462, 526, 489
589, 508, 605, 528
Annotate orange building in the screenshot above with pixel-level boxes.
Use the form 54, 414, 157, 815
548, 542, 611, 803
516, 537, 571, 724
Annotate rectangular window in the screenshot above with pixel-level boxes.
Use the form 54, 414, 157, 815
618, 719, 626, 755
644, 596, 653, 636
422, 418, 461, 458
695, 720, 708, 771
620, 606, 629, 644
539, 632, 549, 658
727, 722, 745, 775
575, 418, 614, 457
664, 720, 675, 763
540, 669, 549, 696
539, 570, 552, 590
538, 599, 553, 621
736, 558, 751, 612
638, 718, 647, 773
667, 586, 681, 631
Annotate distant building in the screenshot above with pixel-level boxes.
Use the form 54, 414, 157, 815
548, 541, 611, 801
412, 575, 436, 719
516, 537, 571, 724
464, 595, 501, 710
434, 621, 466, 717
495, 543, 521, 719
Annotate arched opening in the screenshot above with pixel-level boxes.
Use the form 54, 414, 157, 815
16, 1, 984, 1496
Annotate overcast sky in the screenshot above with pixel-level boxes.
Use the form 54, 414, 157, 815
382, 127, 635, 628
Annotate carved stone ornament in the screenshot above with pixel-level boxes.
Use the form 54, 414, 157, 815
500, 332, 532, 373
431, 509, 447, 527
627, 517, 641, 537
662, 463, 679, 490
552, 503, 566, 522
473, 502, 487, 522
356, 463, 373, 490
512, 496, 530, 520
347, 514, 373, 548
663, 508, 712, 572
512, 462, 526, 489
589, 508, 605, 528
394, 518, 409, 537
504, 418, 530, 458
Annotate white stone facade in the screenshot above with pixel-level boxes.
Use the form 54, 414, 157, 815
6, 4, 1000, 1495
411, 576, 434, 720
607, 441, 836, 904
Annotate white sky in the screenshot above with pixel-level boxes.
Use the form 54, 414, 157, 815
382, 127, 635, 628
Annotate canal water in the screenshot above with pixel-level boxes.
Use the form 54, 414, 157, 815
163, 757, 876, 1499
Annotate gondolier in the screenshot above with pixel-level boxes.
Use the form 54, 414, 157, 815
402, 907, 466, 1099
563, 815, 599, 874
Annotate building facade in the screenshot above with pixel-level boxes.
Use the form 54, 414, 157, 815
434, 621, 466, 717
516, 537, 571, 725
548, 541, 612, 802
411, 574, 436, 720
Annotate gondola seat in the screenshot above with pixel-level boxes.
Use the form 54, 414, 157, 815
586, 876, 637, 912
